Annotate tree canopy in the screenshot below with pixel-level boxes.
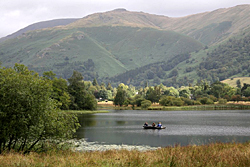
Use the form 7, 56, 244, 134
0, 64, 80, 154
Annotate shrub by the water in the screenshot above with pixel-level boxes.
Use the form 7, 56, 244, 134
198, 97, 214, 104
218, 98, 227, 104
141, 100, 152, 109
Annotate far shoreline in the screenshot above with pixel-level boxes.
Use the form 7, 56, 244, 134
97, 101, 250, 111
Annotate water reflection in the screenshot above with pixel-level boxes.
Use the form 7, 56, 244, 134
75, 114, 97, 138
76, 110, 250, 147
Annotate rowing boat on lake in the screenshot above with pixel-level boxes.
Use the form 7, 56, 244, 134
143, 126, 166, 129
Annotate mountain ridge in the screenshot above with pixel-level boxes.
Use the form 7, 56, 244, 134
0, 18, 79, 43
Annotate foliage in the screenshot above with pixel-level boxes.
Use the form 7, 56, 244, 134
43, 71, 71, 110
159, 96, 184, 106
134, 96, 145, 107
210, 81, 236, 99
141, 100, 152, 109
145, 86, 161, 103
181, 97, 195, 105
68, 71, 97, 110
107, 53, 192, 87
242, 87, 250, 97
92, 78, 99, 87
218, 98, 227, 104
179, 87, 191, 98
163, 87, 179, 97
231, 95, 242, 102
114, 87, 126, 106
236, 79, 242, 88
0, 64, 80, 154
198, 97, 214, 105
197, 34, 250, 83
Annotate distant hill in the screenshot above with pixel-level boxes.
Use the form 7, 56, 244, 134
0, 18, 79, 43
1, 5, 250, 86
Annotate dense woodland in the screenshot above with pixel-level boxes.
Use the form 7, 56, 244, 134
198, 34, 250, 82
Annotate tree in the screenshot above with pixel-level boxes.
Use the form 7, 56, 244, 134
163, 87, 179, 97
179, 87, 191, 98
168, 69, 178, 78
92, 78, 99, 87
141, 100, 152, 109
43, 71, 71, 110
114, 87, 126, 106
98, 89, 109, 100
146, 86, 162, 103
242, 87, 250, 97
241, 83, 250, 95
159, 96, 184, 106
0, 64, 80, 154
236, 79, 242, 89
210, 81, 235, 98
68, 71, 97, 110
106, 82, 113, 90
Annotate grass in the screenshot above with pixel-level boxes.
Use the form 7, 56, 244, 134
1, 142, 250, 166
221, 77, 250, 87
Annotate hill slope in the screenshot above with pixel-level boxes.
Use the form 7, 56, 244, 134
0, 26, 202, 79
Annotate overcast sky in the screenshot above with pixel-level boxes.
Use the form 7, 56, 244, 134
1, 0, 250, 38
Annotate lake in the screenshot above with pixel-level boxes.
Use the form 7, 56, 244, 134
75, 110, 250, 147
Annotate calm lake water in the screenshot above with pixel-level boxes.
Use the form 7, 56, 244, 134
75, 110, 250, 147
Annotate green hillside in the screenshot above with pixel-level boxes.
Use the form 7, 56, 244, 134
108, 30, 250, 87
0, 26, 202, 79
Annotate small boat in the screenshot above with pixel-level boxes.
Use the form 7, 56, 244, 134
143, 126, 166, 129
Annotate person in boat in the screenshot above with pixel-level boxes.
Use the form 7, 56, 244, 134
144, 122, 148, 126
152, 122, 156, 127
157, 122, 162, 128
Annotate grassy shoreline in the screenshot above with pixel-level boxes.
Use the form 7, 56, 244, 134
1, 142, 250, 166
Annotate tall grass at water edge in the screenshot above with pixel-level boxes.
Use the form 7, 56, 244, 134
1, 142, 250, 166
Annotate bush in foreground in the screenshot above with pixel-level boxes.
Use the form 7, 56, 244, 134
0, 64, 80, 154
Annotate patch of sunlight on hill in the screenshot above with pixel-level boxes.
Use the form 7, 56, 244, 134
221, 77, 250, 87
